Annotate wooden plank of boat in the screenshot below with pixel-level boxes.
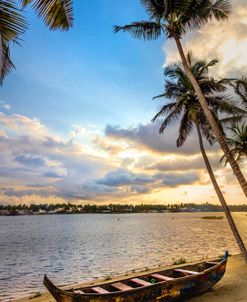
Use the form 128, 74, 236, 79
111, 282, 133, 291
151, 273, 174, 281
73, 290, 84, 294
130, 278, 152, 286
174, 268, 200, 275
92, 286, 109, 294
206, 261, 219, 265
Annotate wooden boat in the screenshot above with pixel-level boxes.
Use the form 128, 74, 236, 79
44, 251, 228, 302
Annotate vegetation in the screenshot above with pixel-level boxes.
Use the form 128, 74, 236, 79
115, 0, 247, 262
104, 275, 112, 281
1, 202, 247, 215
152, 53, 247, 264
114, 0, 247, 220
0, 0, 73, 83
227, 77, 247, 110
172, 257, 186, 265
220, 77, 247, 165
221, 123, 247, 166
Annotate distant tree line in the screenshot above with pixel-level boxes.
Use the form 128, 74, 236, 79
1, 202, 247, 214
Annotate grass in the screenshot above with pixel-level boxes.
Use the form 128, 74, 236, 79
104, 274, 112, 281
172, 257, 186, 265
201, 216, 223, 220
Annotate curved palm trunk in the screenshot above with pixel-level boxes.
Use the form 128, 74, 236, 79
174, 37, 247, 199
195, 122, 247, 263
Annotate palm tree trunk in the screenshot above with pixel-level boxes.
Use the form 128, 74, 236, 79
174, 36, 247, 199
195, 121, 247, 263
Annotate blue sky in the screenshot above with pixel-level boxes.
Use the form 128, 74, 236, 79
0, 0, 246, 205
2, 0, 164, 134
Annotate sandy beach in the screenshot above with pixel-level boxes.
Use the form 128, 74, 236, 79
14, 254, 247, 302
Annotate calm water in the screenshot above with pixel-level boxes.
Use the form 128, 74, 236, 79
0, 212, 247, 301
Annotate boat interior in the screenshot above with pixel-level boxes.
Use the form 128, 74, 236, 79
69, 260, 220, 295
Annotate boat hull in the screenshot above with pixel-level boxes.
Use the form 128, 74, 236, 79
44, 258, 227, 302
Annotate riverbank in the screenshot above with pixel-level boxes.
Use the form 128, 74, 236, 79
14, 254, 247, 302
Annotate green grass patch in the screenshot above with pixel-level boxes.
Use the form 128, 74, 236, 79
172, 257, 186, 265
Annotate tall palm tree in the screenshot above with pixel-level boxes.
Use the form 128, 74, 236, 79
114, 0, 247, 198
0, 0, 73, 83
152, 55, 247, 262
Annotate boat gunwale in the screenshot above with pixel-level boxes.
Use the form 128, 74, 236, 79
44, 257, 227, 297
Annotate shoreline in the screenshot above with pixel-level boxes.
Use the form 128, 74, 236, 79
13, 254, 247, 302
1, 211, 247, 217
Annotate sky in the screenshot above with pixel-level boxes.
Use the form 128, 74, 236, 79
0, 0, 246, 205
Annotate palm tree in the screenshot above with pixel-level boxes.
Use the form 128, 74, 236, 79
114, 0, 247, 198
152, 55, 247, 262
0, 0, 73, 83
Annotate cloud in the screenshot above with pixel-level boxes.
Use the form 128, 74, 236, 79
0, 112, 115, 202
1, 187, 54, 197
164, 1, 247, 77
105, 122, 219, 155
15, 155, 46, 167
144, 154, 221, 172
0, 111, 244, 204
0, 101, 11, 110
96, 169, 153, 187
0, 112, 48, 137
42, 172, 64, 178
92, 169, 200, 197
161, 173, 198, 187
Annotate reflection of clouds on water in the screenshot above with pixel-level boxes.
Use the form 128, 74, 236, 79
1, 212, 246, 301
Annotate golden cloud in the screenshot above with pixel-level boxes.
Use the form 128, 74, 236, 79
164, 1, 247, 77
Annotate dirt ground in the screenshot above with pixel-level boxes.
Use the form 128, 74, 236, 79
14, 254, 247, 302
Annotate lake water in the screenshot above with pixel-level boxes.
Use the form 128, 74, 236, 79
0, 212, 247, 301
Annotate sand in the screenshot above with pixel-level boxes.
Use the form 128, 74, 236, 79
14, 254, 247, 302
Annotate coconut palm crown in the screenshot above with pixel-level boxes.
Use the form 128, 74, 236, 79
114, 0, 231, 40
152, 54, 243, 141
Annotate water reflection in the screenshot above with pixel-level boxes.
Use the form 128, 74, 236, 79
0, 212, 246, 301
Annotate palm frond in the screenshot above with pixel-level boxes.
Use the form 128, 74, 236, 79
153, 92, 167, 100
220, 116, 246, 127
221, 123, 247, 166
21, 0, 32, 7
152, 102, 177, 122
0, 0, 27, 41
181, 0, 231, 33
198, 114, 215, 144
140, 0, 167, 21
23, 0, 73, 31
211, 96, 247, 116
207, 0, 232, 21
114, 21, 163, 40
159, 106, 183, 133
0, 39, 15, 84
0, 0, 27, 83
227, 77, 247, 110
177, 111, 193, 147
